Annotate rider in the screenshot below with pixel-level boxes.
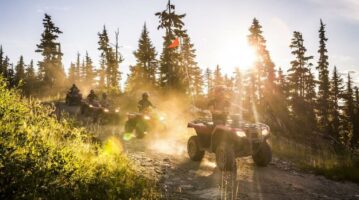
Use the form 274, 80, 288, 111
87, 89, 97, 104
138, 92, 155, 113
69, 84, 80, 95
208, 85, 230, 125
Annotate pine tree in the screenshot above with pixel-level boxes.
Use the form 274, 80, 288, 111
181, 33, 202, 96
288, 31, 315, 134
156, 0, 186, 91
24, 60, 36, 96
247, 18, 276, 101
75, 52, 81, 85
329, 66, 344, 141
0, 45, 4, 75
304, 69, 317, 130
352, 86, 359, 148
35, 13, 63, 91
84, 52, 95, 88
342, 73, 355, 146
277, 67, 287, 96
2, 56, 10, 80
316, 19, 331, 133
15, 56, 25, 86
205, 68, 213, 97
133, 23, 158, 86
125, 65, 144, 93
98, 26, 122, 92
68, 62, 76, 84
98, 58, 106, 90
213, 65, 223, 86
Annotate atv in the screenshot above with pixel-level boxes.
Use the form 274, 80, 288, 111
187, 114, 272, 171
80, 101, 103, 122
99, 105, 121, 125
65, 92, 82, 106
124, 109, 166, 138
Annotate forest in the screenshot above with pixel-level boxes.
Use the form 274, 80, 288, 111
1, 0, 359, 199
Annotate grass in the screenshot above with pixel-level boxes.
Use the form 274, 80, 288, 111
0, 78, 159, 199
271, 134, 359, 183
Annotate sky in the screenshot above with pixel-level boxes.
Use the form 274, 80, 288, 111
0, 0, 358, 85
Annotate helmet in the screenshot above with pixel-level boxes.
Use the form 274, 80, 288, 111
90, 89, 95, 94
142, 92, 149, 99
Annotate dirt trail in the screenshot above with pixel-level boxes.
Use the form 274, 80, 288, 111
123, 137, 359, 200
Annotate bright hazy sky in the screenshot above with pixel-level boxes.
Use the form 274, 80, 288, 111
0, 0, 358, 85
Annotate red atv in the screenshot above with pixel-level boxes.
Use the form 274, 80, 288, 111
187, 114, 272, 171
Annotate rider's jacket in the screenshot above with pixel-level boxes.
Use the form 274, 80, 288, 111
138, 99, 153, 112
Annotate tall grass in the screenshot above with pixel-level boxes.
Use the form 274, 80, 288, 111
0, 78, 159, 199
271, 134, 359, 182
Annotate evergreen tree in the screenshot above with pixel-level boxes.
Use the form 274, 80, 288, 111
276, 67, 287, 96
316, 19, 331, 133
247, 18, 276, 101
75, 52, 81, 85
84, 52, 95, 88
181, 33, 202, 96
0, 45, 4, 75
205, 68, 213, 97
352, 86, 359, 148
329, 66, 344, 141
97, 58, 106, 90
2, 56, 10, 80
133, 23, 158, 86
14, 56, 25, 86
125, 65, 144, 92
68, 62, 76, 84
156, 0, 186, 91
213, 65, 223, 86
35, 13, 64, 91
7, 63, 15, 88
98, 26, 122, 92
342, 73, 355, 146
288, 31, 315, 134
24, 60, 37, 96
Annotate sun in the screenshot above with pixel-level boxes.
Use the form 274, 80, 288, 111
217, 36, 257, 74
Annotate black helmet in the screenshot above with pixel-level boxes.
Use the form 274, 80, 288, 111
90, 89, 95, 94
142, 92, 149, 99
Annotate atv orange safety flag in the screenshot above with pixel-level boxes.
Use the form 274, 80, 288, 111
168, 38, 179, 48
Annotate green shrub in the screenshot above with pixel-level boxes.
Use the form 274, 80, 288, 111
0, 78, 158, 199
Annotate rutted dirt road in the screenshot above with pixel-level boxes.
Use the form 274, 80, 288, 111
123, 137, 359, 200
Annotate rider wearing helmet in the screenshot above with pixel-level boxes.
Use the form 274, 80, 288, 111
138, 92, 155, 112
87, 89, 97, 104
208, 85, 230, 125
69, 84, 80, 95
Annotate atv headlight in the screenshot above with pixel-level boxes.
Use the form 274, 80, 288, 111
261, 128, 270, 136
144, 115, 151, 120
104, 108, 109, 113
235, 130, 246, 137
115, 109, 120, 113
89, 104, 93, 108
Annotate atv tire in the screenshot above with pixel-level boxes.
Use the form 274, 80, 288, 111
216, 142, 236, 171
187, 136, 205, 161
252, 142, 272, 167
